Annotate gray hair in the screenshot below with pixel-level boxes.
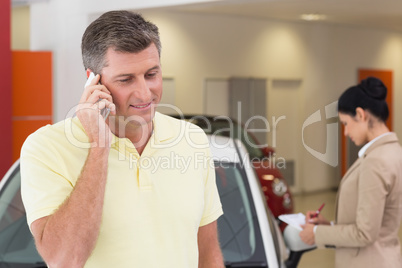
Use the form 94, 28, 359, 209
81, 10, 161, 74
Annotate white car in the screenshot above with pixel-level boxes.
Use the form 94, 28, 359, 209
0, 159, 46, 267
0, 136, 311, 267
209, 135, 314, 267
209, 135, 287, 267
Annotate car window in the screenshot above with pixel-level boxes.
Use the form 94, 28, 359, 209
188, 116, 264, 160
215, 162, 267, 264
0, 166, 44, 266
228, 123, 264, 160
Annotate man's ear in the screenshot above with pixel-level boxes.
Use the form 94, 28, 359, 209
86, 68, 94, 78
355, 107, 367, 121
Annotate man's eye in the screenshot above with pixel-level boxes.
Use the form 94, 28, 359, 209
119, 78, 131, 83
146, 72, 157, 78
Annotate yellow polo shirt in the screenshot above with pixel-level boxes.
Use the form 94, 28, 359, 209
21, 112, 223, 267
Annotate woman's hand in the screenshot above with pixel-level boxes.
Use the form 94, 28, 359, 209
299, 223, 316, 245
305, 210, 331, 225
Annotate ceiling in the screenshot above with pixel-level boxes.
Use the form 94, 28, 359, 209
11, 0, 402, 32
167, 0, 402, 33
11, 0, 48, 7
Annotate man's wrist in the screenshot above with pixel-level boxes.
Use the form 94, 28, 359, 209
88, 146, 110, 162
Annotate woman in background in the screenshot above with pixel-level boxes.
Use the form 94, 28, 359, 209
299, 77, 402, 268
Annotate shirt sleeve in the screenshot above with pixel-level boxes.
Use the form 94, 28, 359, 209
20, 129, 75, 229
199, 145, 223, 227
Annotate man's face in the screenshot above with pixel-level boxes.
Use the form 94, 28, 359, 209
100, 43, 162, 130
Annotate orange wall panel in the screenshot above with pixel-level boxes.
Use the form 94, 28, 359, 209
12, 51, 53, 163
12, 51, 52, 116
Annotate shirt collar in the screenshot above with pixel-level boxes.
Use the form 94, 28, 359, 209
110, 112, 175, 146
358, 132, 392, 158
73, 112, 176, 153
152, 112, 175, 143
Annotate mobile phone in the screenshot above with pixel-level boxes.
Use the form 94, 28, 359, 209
85, 71, 111, 119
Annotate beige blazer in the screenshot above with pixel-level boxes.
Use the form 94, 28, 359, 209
315, 133, 402, 268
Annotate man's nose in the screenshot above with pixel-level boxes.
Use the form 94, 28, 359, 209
133, 77, 152, 101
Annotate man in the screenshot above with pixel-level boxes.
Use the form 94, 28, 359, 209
21, 10, 224, 267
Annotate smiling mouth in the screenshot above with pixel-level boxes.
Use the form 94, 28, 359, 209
131, 103, 152, 109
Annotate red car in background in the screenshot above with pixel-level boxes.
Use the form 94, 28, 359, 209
171, 114, 294, 228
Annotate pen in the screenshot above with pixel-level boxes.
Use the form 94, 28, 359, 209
313, 203, 325, 218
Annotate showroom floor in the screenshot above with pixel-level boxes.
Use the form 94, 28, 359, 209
292, 190, 402, 268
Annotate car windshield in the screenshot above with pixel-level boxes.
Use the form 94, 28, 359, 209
215, 162, 267, 266
184, 116, 264, 160
0, 166, 45, 267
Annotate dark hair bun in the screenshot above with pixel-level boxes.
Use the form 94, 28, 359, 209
358, 77, 387, 101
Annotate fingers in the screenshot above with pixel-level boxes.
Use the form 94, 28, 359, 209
81, 86, 113, 104
307, 213, 330, 225
77, 74, 115, 148
299, 224, 316, 245
79, 74, 115, 116
86, 89, 113, 104
95, 98, 116, 115
77, 92, 114, 114
305, 211, 316, 221
306, 210, 316, 217
301, 223, 313, 228
308, 219, 319, 225
77, 98, 115, 119
77, 86, 116, 118
86, 72, 100, 87
81, 74, 112, 103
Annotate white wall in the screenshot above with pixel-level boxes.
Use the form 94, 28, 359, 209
29, 4, 402, 193
29, 0, 218, 121
140, 10, 402, 193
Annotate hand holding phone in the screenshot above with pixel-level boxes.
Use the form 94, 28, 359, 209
78, 71, 115, 148
85, 72, 111, 120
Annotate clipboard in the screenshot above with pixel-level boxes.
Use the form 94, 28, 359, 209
278, 213, 306, 231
